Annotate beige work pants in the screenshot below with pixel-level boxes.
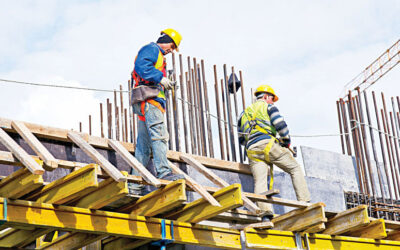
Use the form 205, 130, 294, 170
248, 139, 311, 215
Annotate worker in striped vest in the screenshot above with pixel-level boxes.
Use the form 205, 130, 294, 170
129, 28, 183, 195
238, 85, 311, 221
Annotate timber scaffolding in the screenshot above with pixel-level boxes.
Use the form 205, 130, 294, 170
0, 117, 400, 249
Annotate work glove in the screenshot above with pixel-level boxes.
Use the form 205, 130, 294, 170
279, 136, 291, 148
160, 77, 174, 90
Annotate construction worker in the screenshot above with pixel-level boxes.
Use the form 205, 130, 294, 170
129, 28, 183, 195
238, 85, 311, 221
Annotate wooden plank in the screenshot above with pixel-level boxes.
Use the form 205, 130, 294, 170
120, 179, 186, 216
11, 120, 58, 170
166, 183, 243, 223
0, 117, 252, 175
272, 202, 327, 232
74, 171, 129, 209
0, 128, 44, 174
103, 238, 151, 250
27, 164, 99, 204
181, 154, 262, 214
0, 198, 243, 250
347, 218, 387, 239
323, 205, 370, 235
38, 232, 104, 250
68, 131, 126, 182
303, 222, 326, 233
108, 139, 161, 187
232, 221, 274, 230
168, 160, 221, 207
385, 229, 400, 241
0, 167, 44, 199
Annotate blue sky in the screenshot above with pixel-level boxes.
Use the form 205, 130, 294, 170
0, 0, 399, 158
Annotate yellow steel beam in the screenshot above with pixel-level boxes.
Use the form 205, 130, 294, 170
121, 179, 187, 216
0, 198, 242, 249
0, 167, 43, 199
323, 205, 370, 235
244, 228, 400, 249
28, 164, 99, 205
347, 218, 387, 239
272, 202, 327, 232
166, 183, 243, 223
74, 171, 128, 209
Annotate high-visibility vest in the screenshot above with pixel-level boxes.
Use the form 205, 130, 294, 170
239, 100, 277, 144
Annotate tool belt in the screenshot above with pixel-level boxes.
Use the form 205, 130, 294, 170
130, 85, 160, 105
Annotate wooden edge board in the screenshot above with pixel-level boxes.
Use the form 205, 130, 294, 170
232, 221, 274, 230
181, 154, 262, 214
346, 218, 387, 239
303, 222, 326, 233
0, 167, 44, 199
168, 161, 221, 207
108, 139, 161, 187
0, 117, 251, 175
68, 131, 126, 182
0, 128, 44, 175
11, 120, 58, 170
323, 205, 370, 235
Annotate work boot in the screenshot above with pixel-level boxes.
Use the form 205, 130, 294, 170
128, 184, 144, 196
161, 172, 185, 181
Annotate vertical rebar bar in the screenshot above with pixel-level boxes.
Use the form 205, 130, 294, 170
171, 52, 180, 152
232, 67, 243, 163
100, 103, 104, 138
223, 64, 237, 161
372, 91, 395, 203
180, 55, 189, 153
340, 99, 352, 155
214, 65, 225, 160
239, 70, 246, 109
79, 122, 82, 133
196, 62, 207, 156
202, 60, 214, 158
390, 111, 400, 193
116, 107, 120, 141
221, 79, 230, 161
114, 90, 119, 141
336, 100, 346, 154
128, 80, 134, 143
89, 115, 92, 136
107, 98, 112, 139
186, 71, 195, 154
191, 68, 201, 154
120, 85, 125, 142
124, 109, 128, 142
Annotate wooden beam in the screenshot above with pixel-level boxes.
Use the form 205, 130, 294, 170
74, 171, 129, 209
323, 205, 370, 235
0, 167, 43, 199
11, 120, 58, 170
121, 179, 187, 216
0, 128, 44, 175
347, 218, 387, 239
304, 222, 326, 233
27, 164, 99, 204
68, 131, 126, 182
108, 139, 161, 187
168, 161, 221, 207
272, 202, 327, 232
38, 232, 104, 250
232, 221, 274, 230
180, 154, 262, 214
166, 183, 243, 223
0, 228, 52, 248
0, 198, 243, 249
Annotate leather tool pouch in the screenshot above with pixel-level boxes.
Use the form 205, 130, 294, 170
131, 85, 160, 104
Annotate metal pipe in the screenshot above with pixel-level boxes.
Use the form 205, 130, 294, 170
100, 103, 104, 138
382, 93, 400, 199
336, 100, 346, 154
340, 99, 352, 155
372, 91, 394, 203
202, 60, 214, 158
179, 55, 189, 153
214, 65, 225, 160
221, 79, 231, 161
223, 64, 237, 161
356, 90, 376, 197
363, 91, 386, 203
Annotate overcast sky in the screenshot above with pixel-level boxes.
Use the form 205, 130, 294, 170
0, 0, 399, 157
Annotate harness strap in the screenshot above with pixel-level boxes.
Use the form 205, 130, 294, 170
247, 137, 277, 190
137, 100, 166, 122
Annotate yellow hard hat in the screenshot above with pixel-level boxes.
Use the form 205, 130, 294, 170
161, 28, 182, 52
254, 85, 279, 102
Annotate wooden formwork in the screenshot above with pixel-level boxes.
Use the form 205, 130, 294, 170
0, 117, 399, 249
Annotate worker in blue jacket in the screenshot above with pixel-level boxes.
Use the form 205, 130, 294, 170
129, 28, 183, 195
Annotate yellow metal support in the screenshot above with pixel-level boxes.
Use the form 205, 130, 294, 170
123, 179, 187, 216
0, 166, 43, 199
29, 164, 99, 204
0, 198, 242, 249
167, 183, 243, 223
74, 171, 128, 209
